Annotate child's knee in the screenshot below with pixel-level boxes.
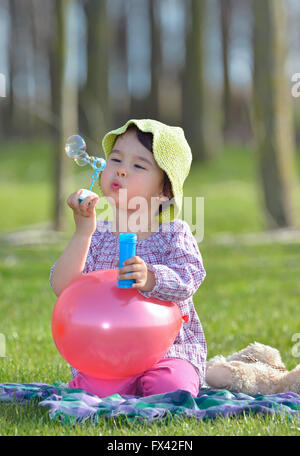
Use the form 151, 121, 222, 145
140, 373, 178, 396
138, 359, 200, 397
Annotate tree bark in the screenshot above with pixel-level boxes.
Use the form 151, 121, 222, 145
50, 0, 77, 231
80, 0, 110, 157
147, 0, 160, 119
219, 0, 234, 140
252, 0, 298, 229
111, 0, 129, 125
182, 0, 218, 161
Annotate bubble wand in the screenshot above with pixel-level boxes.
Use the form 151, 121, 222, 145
65, 135, 106, 203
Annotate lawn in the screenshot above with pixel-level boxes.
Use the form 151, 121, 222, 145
0, 139, 300, 436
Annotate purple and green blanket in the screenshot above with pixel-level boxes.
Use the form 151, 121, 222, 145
0, 382, 300, 424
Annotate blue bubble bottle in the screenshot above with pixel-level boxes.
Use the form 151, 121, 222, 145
117, 233, 137, 288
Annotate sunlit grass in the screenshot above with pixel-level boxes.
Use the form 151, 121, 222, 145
0, 139, 300, 435
0, 241, 299, 435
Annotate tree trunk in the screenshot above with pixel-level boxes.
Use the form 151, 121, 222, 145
80, 0, 110, 157
50, 0, 77, 231
219, 0, 234, 140
182, 0, 217, 161
111, 0, 129, 126
252, 0, 298, 229
147, 0, 160, 119
2, 0, 19, 137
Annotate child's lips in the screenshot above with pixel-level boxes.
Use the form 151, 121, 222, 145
111, 181, 122, 190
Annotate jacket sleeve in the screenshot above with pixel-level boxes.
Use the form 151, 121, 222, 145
138, 222, 206, 302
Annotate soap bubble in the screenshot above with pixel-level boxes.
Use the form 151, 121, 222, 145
65, 135, 89, 166
65, 135, 106, 171
89, 156, 106, 172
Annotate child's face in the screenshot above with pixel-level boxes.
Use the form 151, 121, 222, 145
100, 128, 165, 214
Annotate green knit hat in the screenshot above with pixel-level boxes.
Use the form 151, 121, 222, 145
97, 119, 192, 224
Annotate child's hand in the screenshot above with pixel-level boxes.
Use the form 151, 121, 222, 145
117, 256, 156, 292
67, 189, 99, 237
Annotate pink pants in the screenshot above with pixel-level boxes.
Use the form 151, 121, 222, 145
68, 358, 201, 398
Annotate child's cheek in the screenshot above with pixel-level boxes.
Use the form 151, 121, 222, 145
131, 175, 150, 192
100, 167, 110, 188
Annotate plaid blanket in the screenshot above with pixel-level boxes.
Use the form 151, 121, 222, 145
0, 382, 300, 424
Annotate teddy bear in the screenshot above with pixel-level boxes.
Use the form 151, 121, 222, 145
205, 342, 300, 395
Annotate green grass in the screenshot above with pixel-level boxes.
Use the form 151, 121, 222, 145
2, 140, 300, 235
0, 139, 300, 435
184, 144, 300, 234
0, 241, 300, 435
0, 139, 86, 232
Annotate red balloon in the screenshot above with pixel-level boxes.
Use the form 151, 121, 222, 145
51, 269, 184, 379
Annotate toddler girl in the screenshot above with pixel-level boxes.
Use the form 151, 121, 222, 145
50, 119, 206, 398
